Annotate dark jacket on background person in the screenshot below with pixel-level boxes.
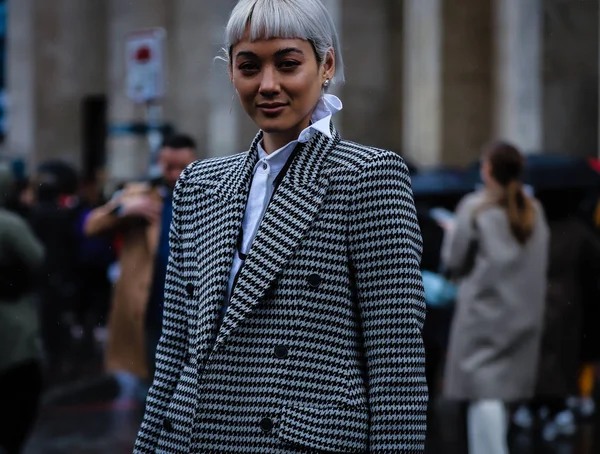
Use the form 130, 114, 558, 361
536, 217, 600, 397
0, 164, 45, 374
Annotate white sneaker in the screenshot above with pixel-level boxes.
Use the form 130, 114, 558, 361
542, 410, 576, 442
513, 405, 534, 429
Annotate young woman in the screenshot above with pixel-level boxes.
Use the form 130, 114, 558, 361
441, 142, 549, 454
134, 0, 428, 452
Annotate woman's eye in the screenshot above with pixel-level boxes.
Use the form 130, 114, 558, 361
279, 60, 300, 70
238, 63, 258, 73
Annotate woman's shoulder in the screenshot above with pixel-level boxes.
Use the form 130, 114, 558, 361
179, 151, 248, 185
457, 190, 488, 213
325, 140, 409, 176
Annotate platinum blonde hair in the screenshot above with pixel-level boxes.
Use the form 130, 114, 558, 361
224, 0, 344, 84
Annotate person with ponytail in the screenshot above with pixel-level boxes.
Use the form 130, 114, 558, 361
440, 141, 549, 454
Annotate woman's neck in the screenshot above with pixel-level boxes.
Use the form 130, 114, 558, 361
261, 114, 313, 155
262, 132, 295, 155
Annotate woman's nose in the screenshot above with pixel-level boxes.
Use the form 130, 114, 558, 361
258, 67, 280, 95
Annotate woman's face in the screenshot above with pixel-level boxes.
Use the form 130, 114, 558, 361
230, 34, 334, 142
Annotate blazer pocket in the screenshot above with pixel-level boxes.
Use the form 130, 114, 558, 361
279, 403, 369, 453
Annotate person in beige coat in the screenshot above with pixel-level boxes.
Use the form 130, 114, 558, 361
440, 141, 549, 454
85, 136, 196, 381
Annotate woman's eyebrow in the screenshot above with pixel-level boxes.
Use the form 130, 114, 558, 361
235, 47, 304, 60
274, 47, 304, 57
235, 50, 257, 59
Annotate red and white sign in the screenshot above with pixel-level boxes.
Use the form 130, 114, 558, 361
125, 28, 166, 103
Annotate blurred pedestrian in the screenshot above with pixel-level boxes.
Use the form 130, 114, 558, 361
84, 135, 196, 384
71, 176, 115, 355
135, 0, 427, 452
440, 141, 549, 454
28, 162, 79, 383
0, 163, 45, 454
512, 189, 600, 440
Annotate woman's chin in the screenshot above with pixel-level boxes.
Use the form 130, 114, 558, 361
257, 120, 292, 134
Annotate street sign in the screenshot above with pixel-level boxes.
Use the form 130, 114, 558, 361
125, 28, 166, 103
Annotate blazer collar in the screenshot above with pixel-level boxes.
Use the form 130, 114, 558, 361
208, 124, 340, 200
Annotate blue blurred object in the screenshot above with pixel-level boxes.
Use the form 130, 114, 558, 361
10, 158, 26, 181
422, 270, 456, 308
411, 166, 476, 198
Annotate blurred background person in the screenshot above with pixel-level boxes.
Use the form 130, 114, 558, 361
70, 175, 115, 358
84, 134, 196, 395
512, 188, 600, 441
440, 142, 549, 454
0, 163, 45, 454
28, 161, 80, 384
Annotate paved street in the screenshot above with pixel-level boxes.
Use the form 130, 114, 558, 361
23, 373, 600, 454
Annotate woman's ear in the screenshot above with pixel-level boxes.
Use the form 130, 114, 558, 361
322, 48, 335, 82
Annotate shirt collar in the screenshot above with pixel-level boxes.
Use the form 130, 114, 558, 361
256, 93, 343, 172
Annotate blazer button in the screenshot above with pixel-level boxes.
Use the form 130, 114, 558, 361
163, 418, 173, 432
185, 283, 194, 296
274, 345, 288, 359
307, 273, 322, 288
260, 417, 274, 433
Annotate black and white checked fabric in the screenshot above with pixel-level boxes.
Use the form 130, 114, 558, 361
134, 125, 428, 453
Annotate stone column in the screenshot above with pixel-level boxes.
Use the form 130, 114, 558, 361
5, 0, 35, 163
169, 0, 224, 158
206, 0, 244, 158
495, 0, 542, 153
6, 0, 107, 168
340, 0, 396, 151
441, 0, 494, 166
402, 0, 442, 167
542, 0, 598, 158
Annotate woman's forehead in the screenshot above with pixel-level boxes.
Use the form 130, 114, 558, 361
232, 36, 313, 58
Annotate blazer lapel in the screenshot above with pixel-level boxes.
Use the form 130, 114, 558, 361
212, 127, 340, 351
191, 132, 260, 365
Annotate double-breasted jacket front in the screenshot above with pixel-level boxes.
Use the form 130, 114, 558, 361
134, 126, 428, 453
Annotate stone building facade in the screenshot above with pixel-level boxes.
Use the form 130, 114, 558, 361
3, 0, 600, 183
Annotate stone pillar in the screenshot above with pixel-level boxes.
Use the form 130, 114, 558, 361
495, 0, 542, 153
402, 0, 442, 167
206, 0, 244, 158
441, 0, 494, 166
6, 0, 107, 168
542, 0, 598, 158
169, 0, 224, 158
5, 0, 35, 163
106, 0, 167, 183
340, 0, 396, 151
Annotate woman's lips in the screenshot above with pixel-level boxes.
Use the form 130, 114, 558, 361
257, 104, 287, 115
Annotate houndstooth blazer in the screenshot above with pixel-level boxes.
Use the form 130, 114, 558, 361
134, 125, 428, 453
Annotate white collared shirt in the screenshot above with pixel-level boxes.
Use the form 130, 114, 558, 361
224, 94, 343, 306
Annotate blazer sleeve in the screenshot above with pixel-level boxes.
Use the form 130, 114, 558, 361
348, 152, 428, 453
134, 178, 188, 453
